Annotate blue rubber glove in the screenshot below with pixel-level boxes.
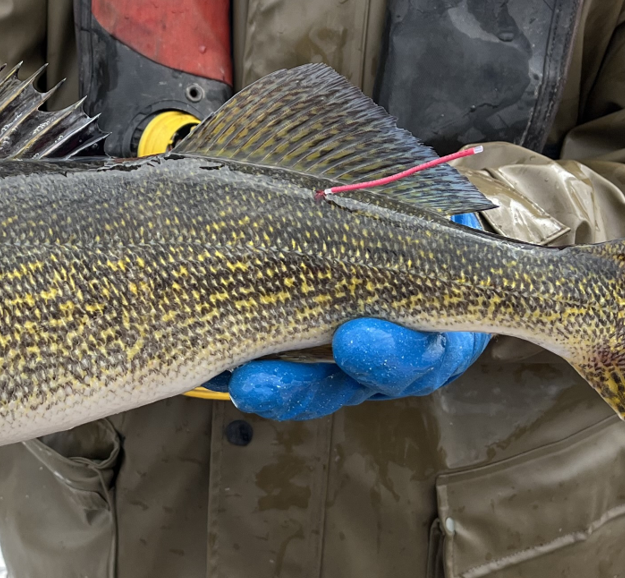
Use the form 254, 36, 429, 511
205, 213, 490, 420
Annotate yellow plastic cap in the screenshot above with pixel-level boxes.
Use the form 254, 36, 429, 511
137, 110, 200, 157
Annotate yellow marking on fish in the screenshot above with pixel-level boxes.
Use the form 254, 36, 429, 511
313, 294, 333, 305
40, 288, 59, 301
301, 279, 314, 294
235, 297, 259, 309
210, 291, 229, 304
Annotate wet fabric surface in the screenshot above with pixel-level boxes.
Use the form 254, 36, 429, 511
374, 0, 582, 154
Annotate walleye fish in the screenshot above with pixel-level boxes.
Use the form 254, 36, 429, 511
0, 62, 623, 446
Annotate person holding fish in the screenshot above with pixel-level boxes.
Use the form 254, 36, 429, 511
0, 0, 624, 577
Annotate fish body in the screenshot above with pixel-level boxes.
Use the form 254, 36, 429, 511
0, 64, 624, 445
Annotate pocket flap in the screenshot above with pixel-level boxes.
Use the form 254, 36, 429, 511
437, 416, 625, 577
23, 419, 120, 495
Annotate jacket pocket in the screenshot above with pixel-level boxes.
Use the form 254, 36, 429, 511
0, 419, 121, 578
426, 519, 446, 578
436, 416, 625, 578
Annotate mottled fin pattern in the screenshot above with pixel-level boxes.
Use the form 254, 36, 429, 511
174, 63, 495, 215
0, 62, 107, 160
572, 353, 625, 419
568, 239, 625, 418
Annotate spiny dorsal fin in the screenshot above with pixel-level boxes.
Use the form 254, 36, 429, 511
0, 62, 107, 160
173, 63, 495, 215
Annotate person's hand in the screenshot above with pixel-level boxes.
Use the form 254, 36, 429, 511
204, 214, 490, 420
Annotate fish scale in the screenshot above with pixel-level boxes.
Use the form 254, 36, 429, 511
0, 63, 624, 445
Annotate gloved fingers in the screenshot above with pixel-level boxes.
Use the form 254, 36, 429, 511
468, 331, 491, 367
332, 318, 446, 396
404, 330, 491, 395
333, 317, 491, 399
435, 331, 487, 386
365, 331, 489, 398
228, 361, 371, 421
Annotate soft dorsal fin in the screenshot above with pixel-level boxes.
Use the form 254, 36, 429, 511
0, 62, 107, 160
173, 63, 494, 215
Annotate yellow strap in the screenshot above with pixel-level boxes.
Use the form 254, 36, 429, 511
137, 111, 200, 156
183, 387, 231, 401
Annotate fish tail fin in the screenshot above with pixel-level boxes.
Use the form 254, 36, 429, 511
571, 358, 625, 419
566, 239, 625, 418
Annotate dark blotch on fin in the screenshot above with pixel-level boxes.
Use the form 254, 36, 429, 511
0, 62, 107, 160
173, 63, 495, 215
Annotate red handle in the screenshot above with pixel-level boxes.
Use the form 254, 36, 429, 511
92, 0, 232, 86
